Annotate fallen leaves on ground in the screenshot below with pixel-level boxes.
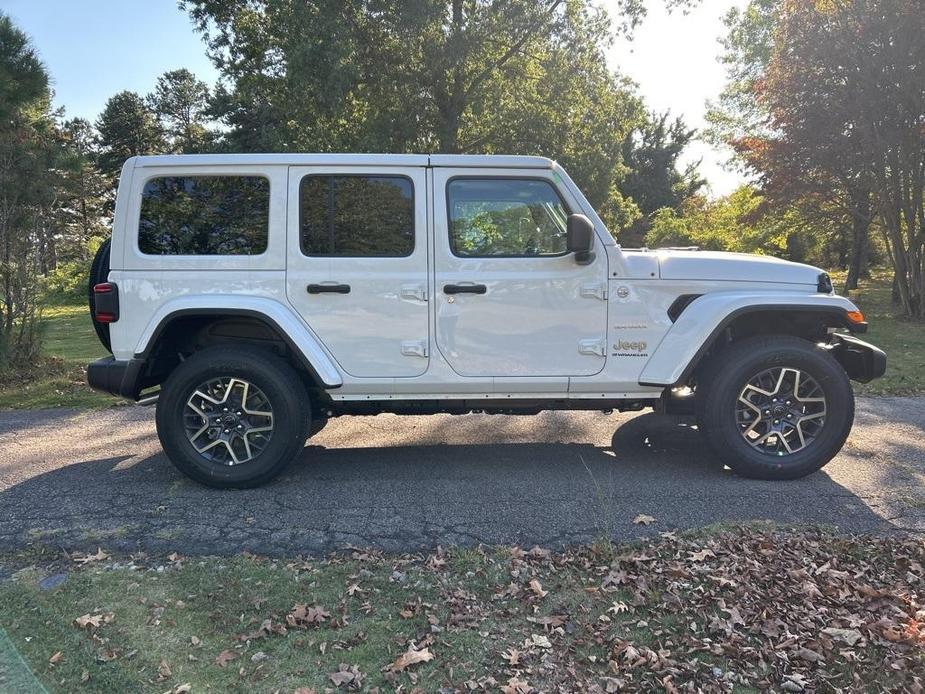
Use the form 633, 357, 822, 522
72, 548, 108, 565
287, 604, 330, 628
385, 645, 434, 672
632, 514, 656, 526
73, 613, 113, 630
214, 649, 237, 667
25, 527, 925, 692
329, 663, 364, 689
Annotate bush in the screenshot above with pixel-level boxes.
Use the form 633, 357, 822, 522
43, 260, 89, 299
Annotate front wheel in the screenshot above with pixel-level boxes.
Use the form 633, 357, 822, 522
696, 336, 854, 480
156, 345, 310, 488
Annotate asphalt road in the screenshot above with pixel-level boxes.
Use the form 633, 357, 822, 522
1, 398, 923, 557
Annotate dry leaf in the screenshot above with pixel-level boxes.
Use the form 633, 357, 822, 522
73, 548, 109, 565
386, 646, 434, 672
501, 648, 522, 665
158, 659, 172, 679
822, 627, 863, 646
329, 663, 364, 688
688, 549, 716, 562
501, 677, 531, 694
528, 579, 547, 598
214, 649, 238, 667
288, 604, 330, 628
74, 613, 112, 629
633, 514, 657, 526
48, 651, 63, 664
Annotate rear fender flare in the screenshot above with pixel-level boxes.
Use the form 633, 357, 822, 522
134, 296, 343, 388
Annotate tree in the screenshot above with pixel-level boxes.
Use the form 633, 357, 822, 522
55, 118, 109, 260
149, 68, 213, 153
707, 0, 874, 293
0, 12, 47, 122
181, 0, 696, 229
96, 91, 164, 179
0, 12, 55, 366
646, 185, 836, 262
620, 111, 705, 245
757, 0, 925, 315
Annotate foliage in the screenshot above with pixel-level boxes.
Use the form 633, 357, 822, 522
620, 111, 706, 244
713, 0, 925, 311
148, 69, 213, 153
54, 119, 111, 263
181, 0, 666, 228
647, 186, 785, 255
765, 0, 925, 317
0, 12, 54, 370
1, 527, 923, 691
95, 91, 165, 180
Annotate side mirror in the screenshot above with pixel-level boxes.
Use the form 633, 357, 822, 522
566, 214, 596, 265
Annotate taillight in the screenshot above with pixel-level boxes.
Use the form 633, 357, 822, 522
93, 282, 119, 323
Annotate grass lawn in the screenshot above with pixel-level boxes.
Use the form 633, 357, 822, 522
0, 302, 116, 409
0, 526, 922, 693
838, 269, 925, 395
1, 270, 922, 409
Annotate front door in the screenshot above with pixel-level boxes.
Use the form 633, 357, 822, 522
286, 166, 429, 378
432, 169, 608, 378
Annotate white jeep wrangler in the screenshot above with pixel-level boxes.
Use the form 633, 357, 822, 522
87, 154, 885, 488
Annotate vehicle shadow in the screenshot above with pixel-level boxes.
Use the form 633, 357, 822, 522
0, 413, 900, 558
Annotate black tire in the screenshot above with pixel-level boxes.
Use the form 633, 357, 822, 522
88, 238, 112, 353
308, 417, 329, 437
695, 335, 854, 480
156, 345, 310, 489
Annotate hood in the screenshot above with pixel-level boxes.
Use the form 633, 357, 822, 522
655, 249, 823, 286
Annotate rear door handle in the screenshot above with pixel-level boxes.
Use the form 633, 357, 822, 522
307, 283, 351, 294
444, 283, 487, 295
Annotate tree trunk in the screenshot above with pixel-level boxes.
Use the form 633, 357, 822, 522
844, 188, 871, 292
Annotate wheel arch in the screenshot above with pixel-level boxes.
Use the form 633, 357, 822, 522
134, 298, 343, 391
639, 294, 866, 388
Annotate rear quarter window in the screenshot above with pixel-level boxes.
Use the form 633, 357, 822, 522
138, 175, 270, 255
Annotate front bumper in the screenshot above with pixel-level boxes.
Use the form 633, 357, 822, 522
829, 334, 887, 383
87, 356, 146, 399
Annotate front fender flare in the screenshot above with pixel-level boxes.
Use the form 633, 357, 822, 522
133, 296, 343, 388
638, 292, 862, 387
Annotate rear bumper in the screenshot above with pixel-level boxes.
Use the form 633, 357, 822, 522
829, 334, 886, 383
87, 356, 146, 399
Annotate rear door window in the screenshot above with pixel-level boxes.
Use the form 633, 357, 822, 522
299, 175, 414, 257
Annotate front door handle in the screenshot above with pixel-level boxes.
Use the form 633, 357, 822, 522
307, 283, 351, 294
444, 283, 487, 295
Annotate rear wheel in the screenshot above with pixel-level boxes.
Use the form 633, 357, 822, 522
156, 345, 310, 488
696, 335, 854, 480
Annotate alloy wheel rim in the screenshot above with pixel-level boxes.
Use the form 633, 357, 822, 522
183, 377, 274, 466
735, 367, 827, 456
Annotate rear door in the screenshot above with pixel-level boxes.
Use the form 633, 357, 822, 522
286, 166, 429, 378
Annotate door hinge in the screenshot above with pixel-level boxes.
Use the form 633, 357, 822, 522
401, 340, 429, 358
578, 338, 606, 357
580, 283, 608, 301
400, 284, 427, 302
